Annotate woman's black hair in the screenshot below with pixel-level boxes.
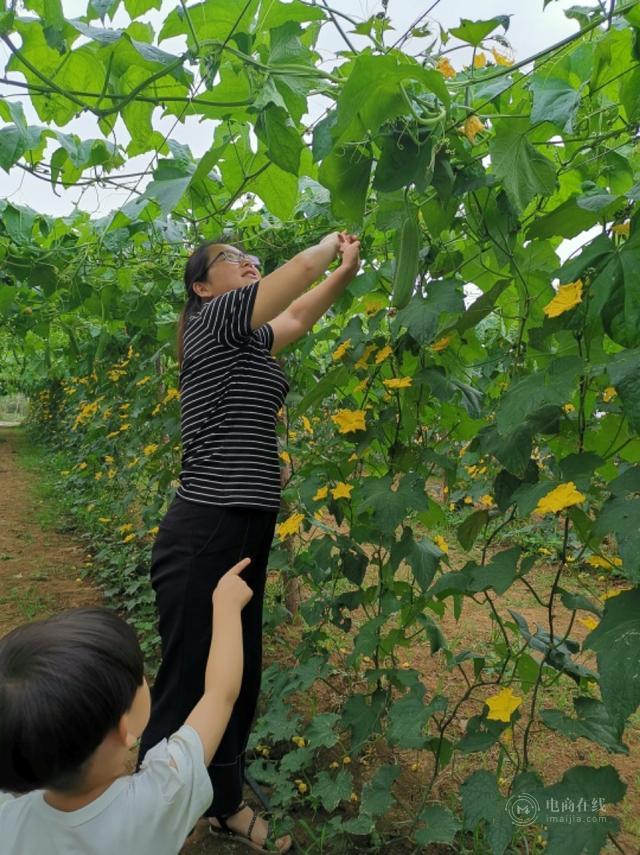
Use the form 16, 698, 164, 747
177, 239, 224, 367
0, 608, 144, 793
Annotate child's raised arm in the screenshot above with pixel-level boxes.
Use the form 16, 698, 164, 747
184, 558, 252, 765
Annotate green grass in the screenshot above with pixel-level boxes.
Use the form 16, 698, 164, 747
0, 584, 54, 620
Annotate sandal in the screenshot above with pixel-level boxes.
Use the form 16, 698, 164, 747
208, 801, 292, 854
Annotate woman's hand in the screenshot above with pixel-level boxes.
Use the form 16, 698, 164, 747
338, 232, 361, 274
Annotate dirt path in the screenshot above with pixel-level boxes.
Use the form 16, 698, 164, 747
0, 426, 99, 632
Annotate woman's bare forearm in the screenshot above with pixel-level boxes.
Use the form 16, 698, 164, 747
251, 237, 340, 328
288, 264, 358, 331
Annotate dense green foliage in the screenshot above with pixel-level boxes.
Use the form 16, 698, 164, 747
2, 0, 640, 850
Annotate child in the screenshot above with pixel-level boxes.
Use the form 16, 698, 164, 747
0, 556, 287, 854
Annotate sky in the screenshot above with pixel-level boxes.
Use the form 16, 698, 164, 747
0, 0, 584, 218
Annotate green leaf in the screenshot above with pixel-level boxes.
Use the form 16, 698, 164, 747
394, 279, 464, 343
313, 768, 353, 812
255, 104, 302, 176
457, 509, 488, 550
305, 713, 340, 750
458, 714, 508, 754
332, 49, 449, 144
530, 76, 581, 132
414, 804, 461, 847
449, 16, 509, 46
461, 770, 513, 854
124, 0, 161, 16
526, 197, 599, 240
490, 120, 557, 212
318, 144, 372, 226
341, 689, 386, 753
540, 765, 625, 852
541, 697, 628, 754
387, 689, 430, 748
358, 474, 426, 535
584, 589, 640, 734
608, 348, 640, 431
593, 494, 640, 580
360, 764, 400, 818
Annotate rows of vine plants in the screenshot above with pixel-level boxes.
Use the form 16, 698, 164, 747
2, 0, 640, 851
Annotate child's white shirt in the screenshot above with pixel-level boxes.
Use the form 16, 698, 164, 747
0, 724, 212, 855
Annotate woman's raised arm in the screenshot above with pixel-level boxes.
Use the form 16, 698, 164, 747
250, 232, 343, 330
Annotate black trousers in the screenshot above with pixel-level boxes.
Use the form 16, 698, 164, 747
137, 494, 278, 817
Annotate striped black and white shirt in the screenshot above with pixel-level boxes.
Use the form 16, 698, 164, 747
177, 281, 289, 510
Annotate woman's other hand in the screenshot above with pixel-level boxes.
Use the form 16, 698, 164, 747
338, 232, 361, 274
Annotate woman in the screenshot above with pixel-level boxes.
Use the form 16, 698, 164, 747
138, 230, 360, 852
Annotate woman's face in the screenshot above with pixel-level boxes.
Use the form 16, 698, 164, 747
197, 243, 260, 298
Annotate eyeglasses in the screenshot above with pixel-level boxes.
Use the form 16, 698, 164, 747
205, 250, 261, 274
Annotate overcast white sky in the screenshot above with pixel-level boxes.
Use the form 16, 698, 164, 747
0, 0, 583, 217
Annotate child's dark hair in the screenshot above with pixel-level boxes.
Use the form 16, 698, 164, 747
0, 608, 144, 794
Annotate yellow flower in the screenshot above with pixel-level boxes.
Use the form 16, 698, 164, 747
277, 512, 305, 539
612, 221, 630, 237
313, 486, 329, 501
354, 379, 368, 393
295, 780, 308, 794
292, 736, 306, 748
143, 444, 158, 456
329, 761, 339, 770
363, 296, 386, 316
431, 336, 451, 352
350, 792, 359, 803
535, 482, 585, 514
107, 430, 120, 439
563, 403, 575, 413
602, 386, 617, 403
343, 756, 352, 765
331, 482, 353, 500
492, 47, 514, 66
436, 57, 456, 78
77, 462, 88, 470
586, 554, 622, 569
473, 52, 487, 68
163, 388, 180, 403
579, 616, 599, 631
148, 526, 159, 536
479, 494, 494, 508
331, 409, 367, 434
95, 472, 103, 481
118, 523, 134, 533
543, 280, 583, 318
151, 404, 161, 416
127, 457, 140, 469
600, 588, 625, 601
332, 339, 352, 361
374, 345, 393, 364
434, 535, 449, 554
383, 376, 412, 389
98, 517, 111, 523
61, 469, 70, 476
485, 687, 523, 722
104, 455, 114, 465
107, 468, 116, 480
463, 115, 485, 144
122, 533, 136, 543
301, 416, 313, 434
463, 496, 473, 505
355, 344, 378, 370
120, 402, 130, 410
279, 451, 291, 464
136, 376, 151, 387
120, 423, 130, 432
